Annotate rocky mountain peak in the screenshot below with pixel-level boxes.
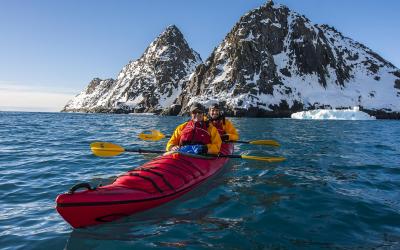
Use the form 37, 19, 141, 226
138, 24, 192, 62
174, 2, 400, 118
161, 25, 183, 40
119, 25, 201, 80
63, 3, 400, 118
63, 25, 202, 113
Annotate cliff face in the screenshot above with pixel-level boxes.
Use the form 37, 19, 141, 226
174, 1, 400, 118
63, 25, 202, 113
64, 2, 400, 118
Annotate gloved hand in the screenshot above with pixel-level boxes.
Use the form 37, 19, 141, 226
178, 145, 208, 155
221, 134, 230, 141
170, 146, 180, 151
196, 145, 208, 154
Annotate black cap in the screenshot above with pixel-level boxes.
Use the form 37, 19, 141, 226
189, 103, 205, 113
209, 103, 221, 109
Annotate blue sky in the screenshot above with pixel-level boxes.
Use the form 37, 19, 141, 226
0, 0, 399, 111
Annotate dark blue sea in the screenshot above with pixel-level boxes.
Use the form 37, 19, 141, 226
1, 112, 399, 249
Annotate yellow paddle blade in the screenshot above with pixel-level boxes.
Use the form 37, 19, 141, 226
90, 142, 125, 157
241, 155, 286, 162
138, 130, 166, 141
249, 140, 280, 147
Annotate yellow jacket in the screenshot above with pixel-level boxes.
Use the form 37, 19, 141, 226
221, 119, 239, 141
166, 121, 222, 154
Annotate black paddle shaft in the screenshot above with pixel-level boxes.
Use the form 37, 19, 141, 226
126, 149, 165, 154
125, 148, 241, 158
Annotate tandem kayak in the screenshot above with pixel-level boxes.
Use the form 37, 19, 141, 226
56, 143, 234, 228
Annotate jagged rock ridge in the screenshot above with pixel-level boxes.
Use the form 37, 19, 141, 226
174, 1, 400, 118
63, 1, 400, 118
63, 25, 202, 113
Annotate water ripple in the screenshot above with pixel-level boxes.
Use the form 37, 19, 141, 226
0, 112, 399, 249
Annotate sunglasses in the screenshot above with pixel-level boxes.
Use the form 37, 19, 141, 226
191, 110, 203, 115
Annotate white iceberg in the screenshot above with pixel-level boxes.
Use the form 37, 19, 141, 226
291, 107, 376, 120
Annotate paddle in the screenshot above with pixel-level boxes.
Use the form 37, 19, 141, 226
90, 142, 286, 162
138, 130, 280, 147
138, 129, 165, 141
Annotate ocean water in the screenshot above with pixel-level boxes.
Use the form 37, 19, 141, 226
0, 111, 399, 249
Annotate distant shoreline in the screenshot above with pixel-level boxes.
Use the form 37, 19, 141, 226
59, 109, 400, 119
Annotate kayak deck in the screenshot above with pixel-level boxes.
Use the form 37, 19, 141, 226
56, 144, 233, 228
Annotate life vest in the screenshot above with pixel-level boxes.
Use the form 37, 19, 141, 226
179, 120, 211, 146
208, 115, 226, 136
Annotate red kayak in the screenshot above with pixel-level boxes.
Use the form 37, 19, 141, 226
56, 143, 233, 228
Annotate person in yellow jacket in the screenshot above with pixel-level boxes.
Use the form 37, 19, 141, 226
166, 103, 222, 155
206, 103, 239, 142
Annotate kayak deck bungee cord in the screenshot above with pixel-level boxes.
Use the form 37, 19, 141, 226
56, 143, 234, 228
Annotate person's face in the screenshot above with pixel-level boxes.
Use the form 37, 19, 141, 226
209, 107, 220, 119
191, 110, 204, 122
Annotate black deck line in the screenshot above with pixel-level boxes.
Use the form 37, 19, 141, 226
161, 156, 206, 176
134, 168, 175, 191
57, 176, 208, 207
129, 173, 163, 193
144, 161, 198, 179
150, 157, 204, 177
57, 146, 233, 208
145, 166, 189, 184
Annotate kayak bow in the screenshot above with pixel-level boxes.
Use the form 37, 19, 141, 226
56, 144, 234, 228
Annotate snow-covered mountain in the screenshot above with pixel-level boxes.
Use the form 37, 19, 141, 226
174, 1, 400, 118
63, 1, 400, 118
62, 25, 202, 113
